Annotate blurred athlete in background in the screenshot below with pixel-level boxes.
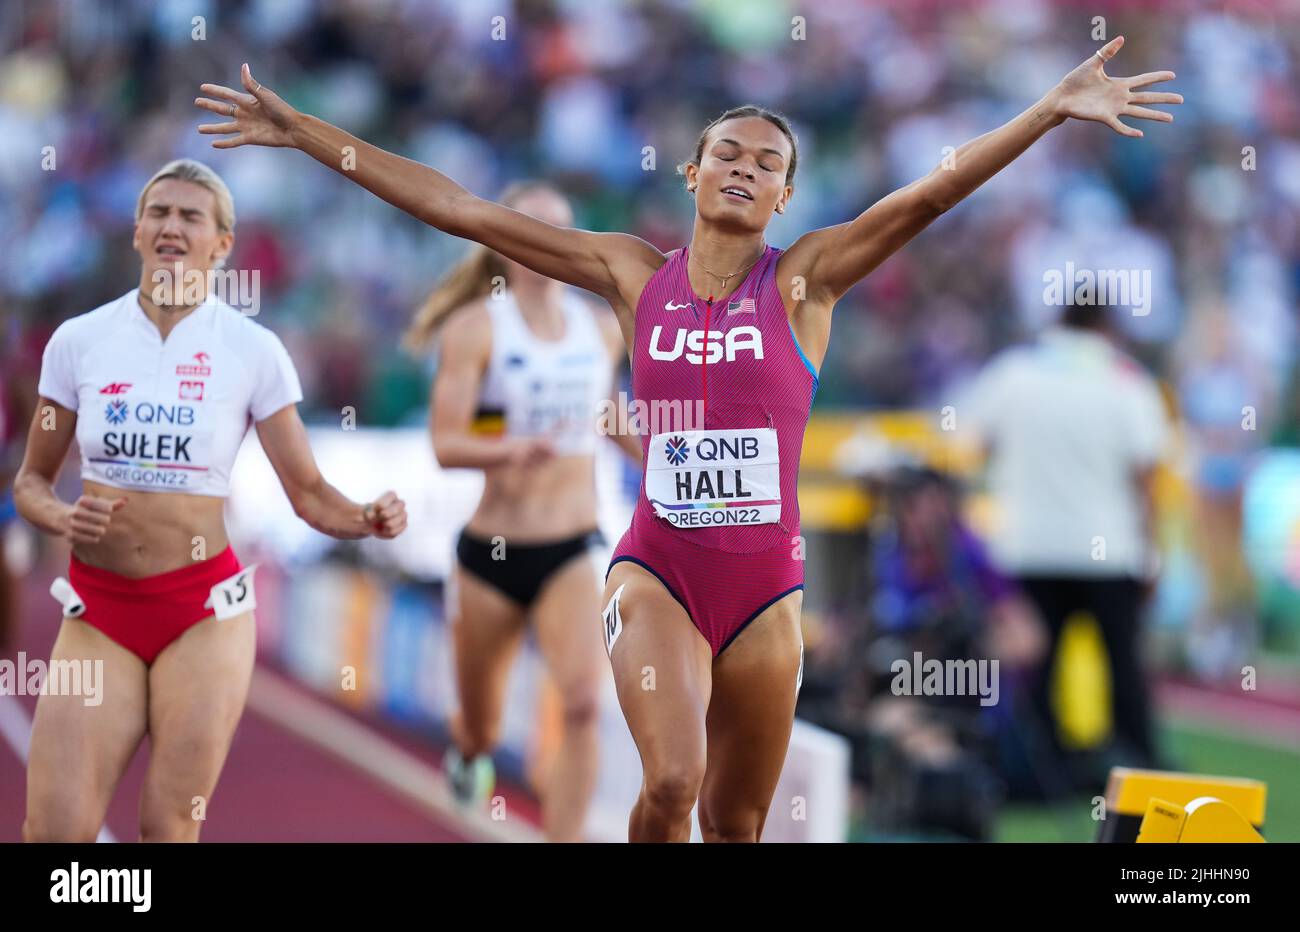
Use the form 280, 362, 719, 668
406, 181, 638, 841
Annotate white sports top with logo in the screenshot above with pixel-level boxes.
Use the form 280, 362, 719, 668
38, 289, 304, 498
477, 290, 611, 456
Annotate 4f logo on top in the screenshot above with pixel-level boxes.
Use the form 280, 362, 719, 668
649, 325, 763, 364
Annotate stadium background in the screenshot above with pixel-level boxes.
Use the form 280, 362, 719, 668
1, 0, 1298, 841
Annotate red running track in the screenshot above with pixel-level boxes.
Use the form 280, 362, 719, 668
0, 562, 541, 843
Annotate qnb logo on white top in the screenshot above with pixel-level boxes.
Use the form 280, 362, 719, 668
648, 325, 763, 364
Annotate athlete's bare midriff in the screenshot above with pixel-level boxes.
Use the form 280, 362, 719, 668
466, 454, 599, 543
73, 479, 229, 578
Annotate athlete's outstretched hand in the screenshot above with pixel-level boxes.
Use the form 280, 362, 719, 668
64, 495, 126, 545
363, 491, 408, 540
1053, 36, 1182, 138
196, 63, 300, 149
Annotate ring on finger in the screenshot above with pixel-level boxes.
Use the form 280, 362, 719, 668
229, 103, 237, 117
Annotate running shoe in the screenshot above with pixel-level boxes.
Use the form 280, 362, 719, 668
443, 746, 495, 807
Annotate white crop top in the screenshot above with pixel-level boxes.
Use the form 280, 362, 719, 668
477, 290, 612, 456
37, 289, 304, 498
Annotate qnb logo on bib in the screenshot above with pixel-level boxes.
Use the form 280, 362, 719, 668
694, 434, 761, 461
134, 403, 196, 426
648, 325, 763, 364
646, 428, 781, 528
89, 402, 212, 491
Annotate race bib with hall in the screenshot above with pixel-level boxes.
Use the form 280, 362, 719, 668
646, 428, 781, 528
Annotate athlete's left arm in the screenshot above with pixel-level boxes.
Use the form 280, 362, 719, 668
781, 37, 1180, 315
255, 405, 408, 539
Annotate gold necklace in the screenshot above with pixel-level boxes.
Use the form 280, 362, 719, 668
690, 244, 765, 295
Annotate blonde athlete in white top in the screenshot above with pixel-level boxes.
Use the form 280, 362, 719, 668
14, 160, 408, 842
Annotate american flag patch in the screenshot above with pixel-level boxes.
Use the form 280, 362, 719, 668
726, 297, 755, 316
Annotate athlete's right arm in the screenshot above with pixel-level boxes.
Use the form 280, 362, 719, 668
13, 399, 124, 542
430, 305, 553, 471
195, 65, 663, 311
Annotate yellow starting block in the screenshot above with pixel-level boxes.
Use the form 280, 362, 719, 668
1136, 796, 1265, 843
1098, 768, 1267, 842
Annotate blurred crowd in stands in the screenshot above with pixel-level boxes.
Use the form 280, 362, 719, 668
2, 0, 1296, 435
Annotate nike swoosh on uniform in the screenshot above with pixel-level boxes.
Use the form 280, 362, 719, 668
664, 301, 692, 311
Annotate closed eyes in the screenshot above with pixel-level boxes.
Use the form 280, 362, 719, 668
717, 154, 776, 172
147, 207, 204, 220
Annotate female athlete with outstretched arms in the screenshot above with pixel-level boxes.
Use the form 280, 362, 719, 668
196, 37, 1179, 841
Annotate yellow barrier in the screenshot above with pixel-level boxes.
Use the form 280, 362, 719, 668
1099, 767, 1267, 842
1137, 796, 1266, 843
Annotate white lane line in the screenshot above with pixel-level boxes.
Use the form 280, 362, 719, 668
0, 693, 33, 763
245, 667, 542, 843
0, 693, 117, 843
